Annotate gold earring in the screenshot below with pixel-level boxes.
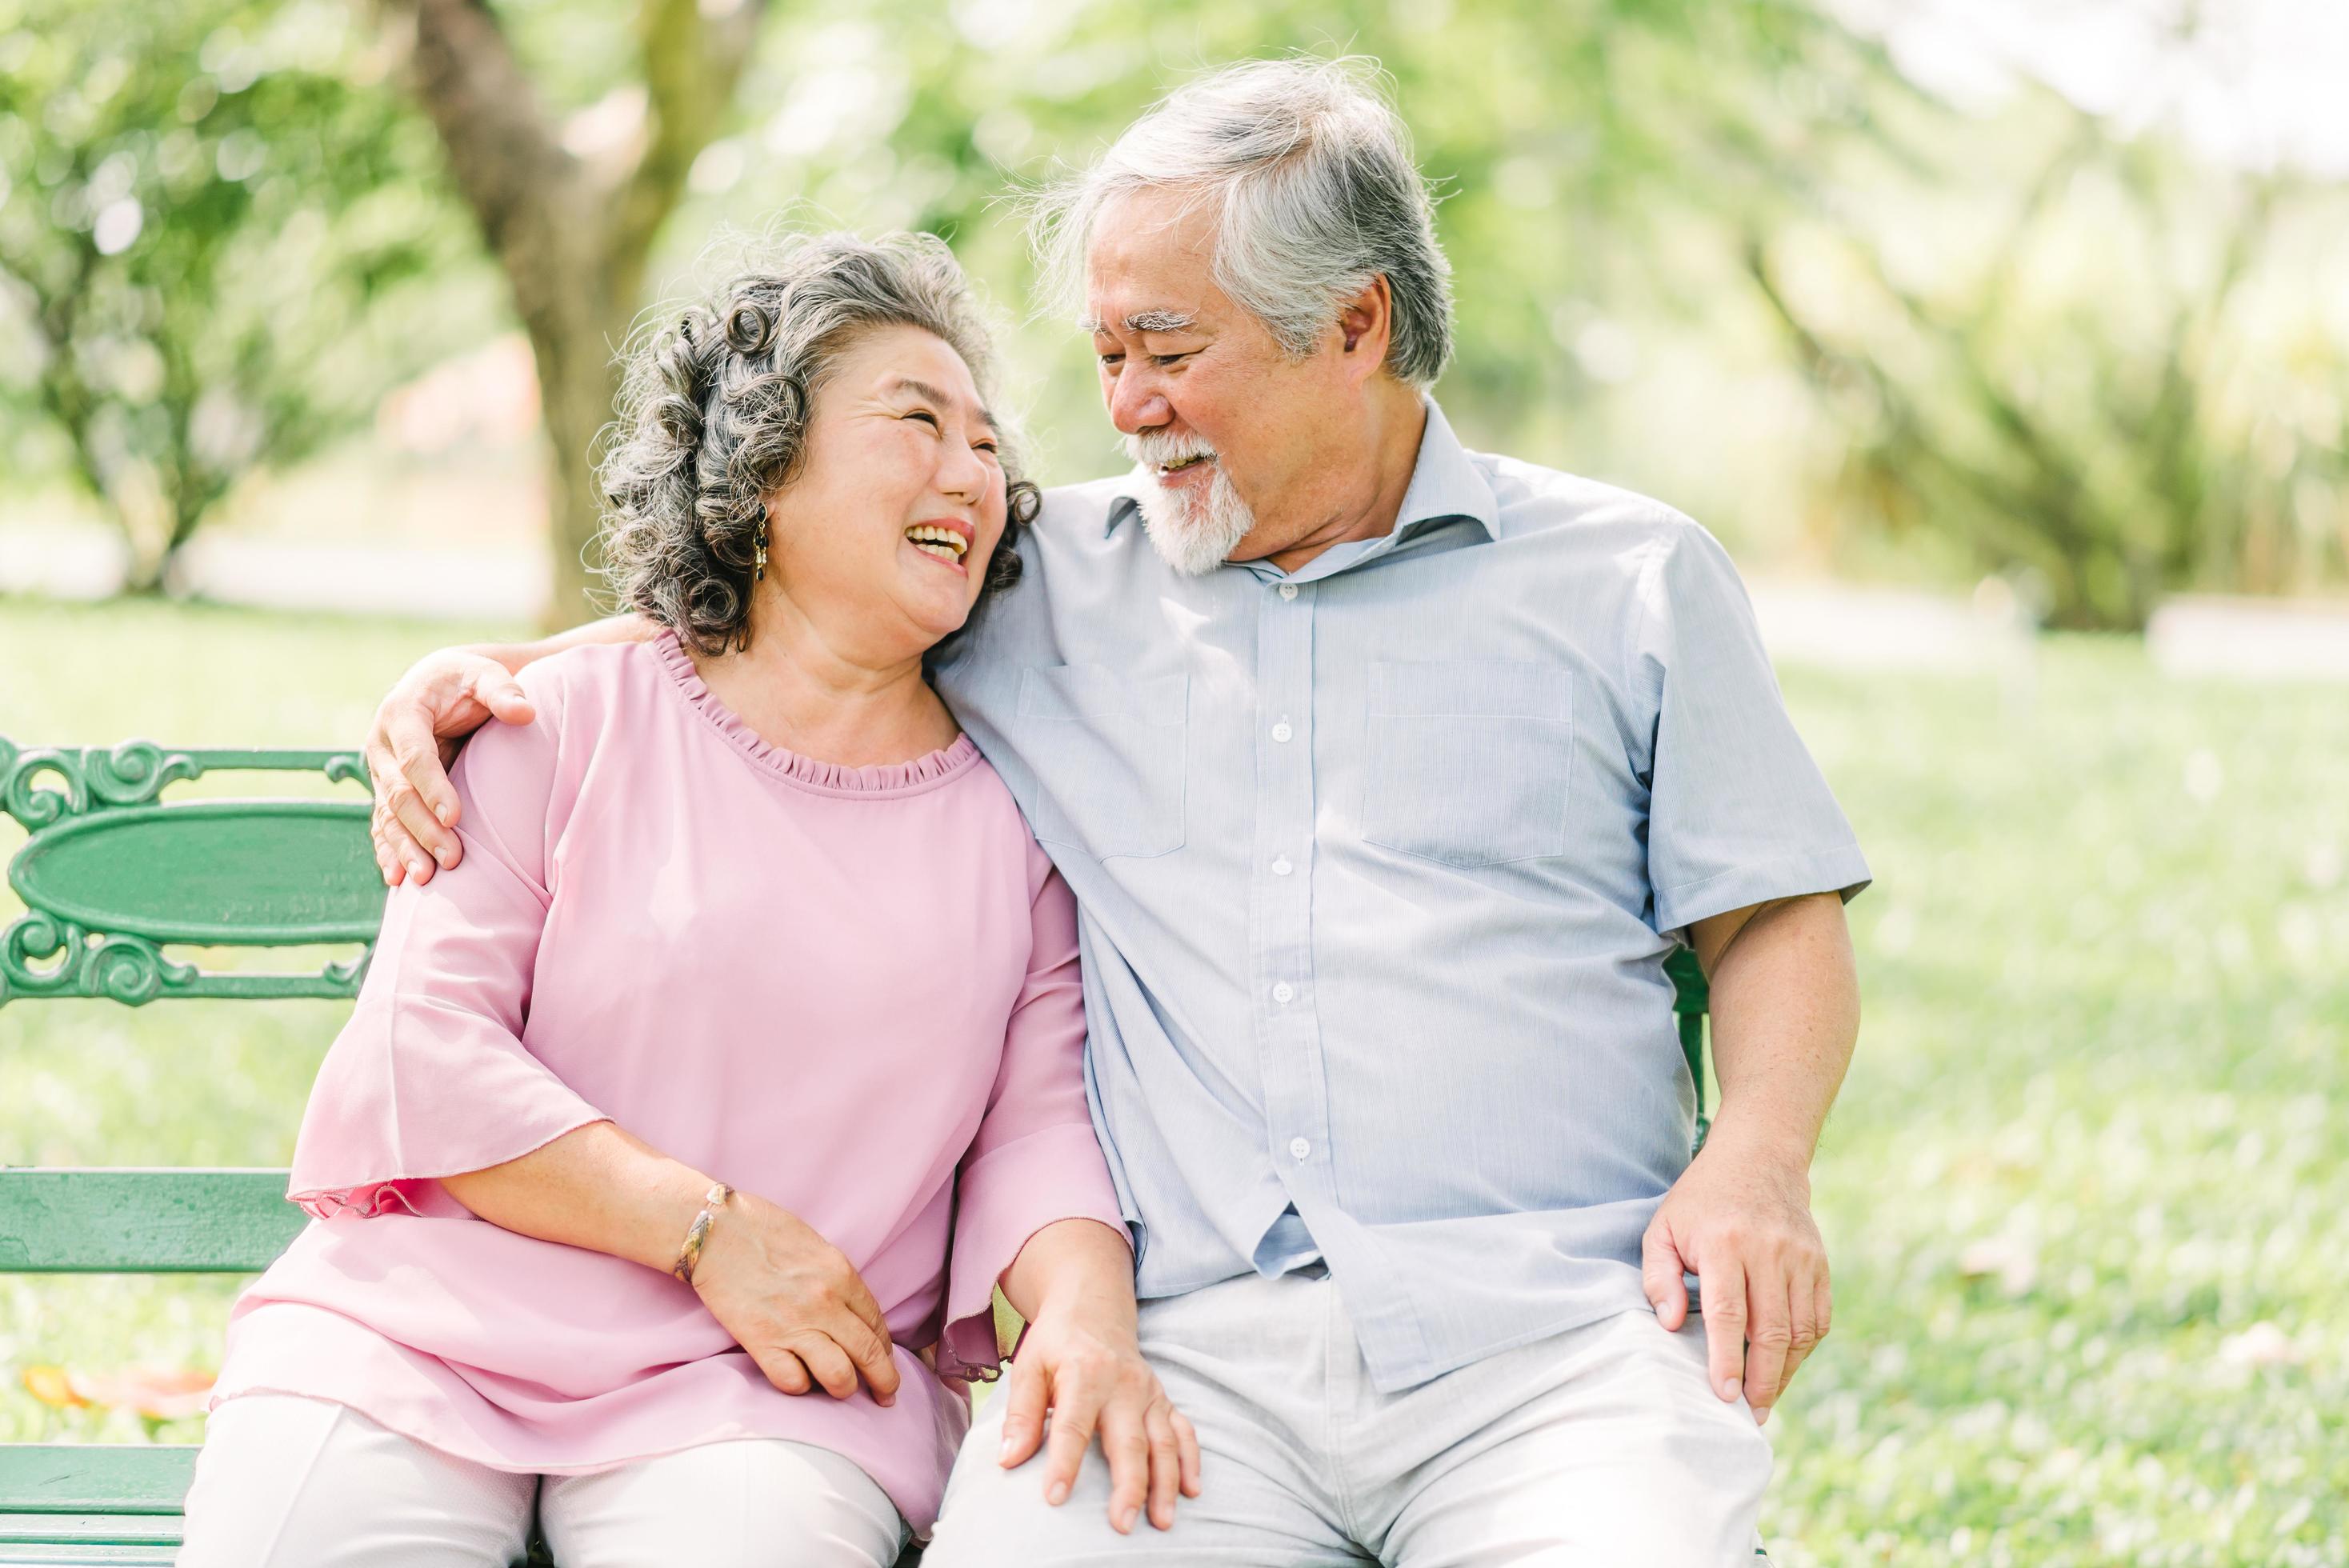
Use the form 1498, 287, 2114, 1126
754, 519, 768, 582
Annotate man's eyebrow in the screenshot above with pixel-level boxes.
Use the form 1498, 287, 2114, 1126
1082, 310, 1200, 336
889, 376, 995, 432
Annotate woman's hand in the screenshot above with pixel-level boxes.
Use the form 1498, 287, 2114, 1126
690, 1190, 905, 1406
996, 1277, 1202, 1534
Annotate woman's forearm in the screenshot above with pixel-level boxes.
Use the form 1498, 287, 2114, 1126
998, 1218, 1137, 1327
438, 1118, 713, 1274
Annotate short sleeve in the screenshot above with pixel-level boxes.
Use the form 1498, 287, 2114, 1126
286, 683, 606, 1218
936, 852, 1130, 1379
1634, 518, 1871, 939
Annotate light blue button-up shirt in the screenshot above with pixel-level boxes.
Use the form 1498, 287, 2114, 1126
934, 401, 1870, 1390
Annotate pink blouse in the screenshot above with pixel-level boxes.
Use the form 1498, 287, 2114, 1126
210, 633, 1129, 1533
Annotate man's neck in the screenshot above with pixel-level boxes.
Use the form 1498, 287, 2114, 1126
1251, 383, 1429, 577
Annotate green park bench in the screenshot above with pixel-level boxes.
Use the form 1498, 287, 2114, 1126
0, 734, 1717, 1566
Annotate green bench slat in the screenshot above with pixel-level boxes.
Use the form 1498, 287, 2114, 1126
0, 1172, 303, 1274
0, 1449, 194, 1517
0, 1544, 179, 1566
0, 1518, 182, 1547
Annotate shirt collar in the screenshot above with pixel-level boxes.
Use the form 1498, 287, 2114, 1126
1102, 397, 1501, 551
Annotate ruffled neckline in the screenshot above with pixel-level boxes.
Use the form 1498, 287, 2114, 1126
649, 630, 980, 797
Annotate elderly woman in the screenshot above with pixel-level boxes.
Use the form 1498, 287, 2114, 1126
181, 234, 1196, 1568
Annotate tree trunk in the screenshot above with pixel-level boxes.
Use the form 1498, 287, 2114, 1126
528, 294, 634, 626
384, 0, 767, 630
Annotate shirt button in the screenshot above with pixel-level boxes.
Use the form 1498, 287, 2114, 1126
1290, 1137, 1311, 1161
1279, 582, 1299, 601
1271, 722, 1293, 742
1271, 857, 1293, 877
1272, 982, 1295, 1004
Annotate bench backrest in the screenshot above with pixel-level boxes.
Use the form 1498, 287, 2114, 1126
2, 738, 382, 1278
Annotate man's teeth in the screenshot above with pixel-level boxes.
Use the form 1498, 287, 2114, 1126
1158, 454, 1211, 474
905, 525, 967, 562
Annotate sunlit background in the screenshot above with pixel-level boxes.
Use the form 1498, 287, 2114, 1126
1, 2, 2344, 1563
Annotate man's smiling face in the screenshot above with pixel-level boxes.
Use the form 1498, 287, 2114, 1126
1084, 186, 1369, 575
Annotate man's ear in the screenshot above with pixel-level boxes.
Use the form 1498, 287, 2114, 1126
1335, 276, 1394, 373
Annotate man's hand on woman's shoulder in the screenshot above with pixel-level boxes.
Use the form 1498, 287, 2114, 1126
366, 646, 536, 886
365, 615, 654, 886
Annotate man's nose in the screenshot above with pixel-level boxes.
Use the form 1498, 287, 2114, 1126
1106, 367, 1173, 437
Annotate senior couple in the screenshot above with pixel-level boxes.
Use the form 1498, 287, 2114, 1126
184, 57, 1867, 1567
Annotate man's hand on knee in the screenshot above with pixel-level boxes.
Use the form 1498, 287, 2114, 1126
1639, 1133, 1829, 1426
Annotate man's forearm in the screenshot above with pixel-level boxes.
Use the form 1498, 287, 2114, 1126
1697, 893, 1860, 1168
474, 614, 657, 676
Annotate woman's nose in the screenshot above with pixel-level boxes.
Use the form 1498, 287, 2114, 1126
938, 432, 990, 502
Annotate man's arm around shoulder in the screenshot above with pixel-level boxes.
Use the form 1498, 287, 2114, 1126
366, 614, 655, 886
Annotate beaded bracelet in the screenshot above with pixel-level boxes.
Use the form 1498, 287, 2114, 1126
671, 1181, 734, 1285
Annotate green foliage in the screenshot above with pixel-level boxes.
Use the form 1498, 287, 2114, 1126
0, 0, 493, 586
1744, 88, 2349, 630
2, 599, 2343, 1562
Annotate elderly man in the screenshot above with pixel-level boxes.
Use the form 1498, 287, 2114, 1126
367, 58, 1865, 1565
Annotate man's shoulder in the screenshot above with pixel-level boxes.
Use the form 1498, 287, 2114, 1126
1473, 448, 1703, 548
1036, 473, 1140, 530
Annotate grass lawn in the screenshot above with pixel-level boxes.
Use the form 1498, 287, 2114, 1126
1, 595, 2343, 1566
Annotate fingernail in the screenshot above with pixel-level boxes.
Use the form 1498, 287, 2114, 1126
1721, 1378, 1742, 1401
1116, 1507, 1136, 1534
1046, 1482, 1069, 1506
1755, 1406, 1771, 1426
436, 805, 456, 826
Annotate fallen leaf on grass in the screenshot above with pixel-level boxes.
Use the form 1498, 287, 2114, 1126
21, 1366, 84, 1408
22, 1364, 213, 1419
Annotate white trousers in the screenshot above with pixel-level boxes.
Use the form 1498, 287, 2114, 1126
179, 1394, 908, 1568
925, 1270, 1772, 1566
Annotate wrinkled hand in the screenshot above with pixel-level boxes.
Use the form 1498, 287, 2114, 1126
996, 1288, 1201, 1534
1642, 1132, 1829, 1426
364, 648, 534, 886
690, 1190, 903, 1406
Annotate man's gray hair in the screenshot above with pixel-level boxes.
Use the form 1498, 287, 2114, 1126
1031, 57, 1455, 388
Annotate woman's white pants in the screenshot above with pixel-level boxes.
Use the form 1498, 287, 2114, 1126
179, 1394, 908, 1568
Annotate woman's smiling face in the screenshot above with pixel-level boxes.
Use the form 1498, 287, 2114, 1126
762, 323, 1010, 659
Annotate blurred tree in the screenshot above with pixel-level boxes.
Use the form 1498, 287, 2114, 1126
0, 0, 478, 590
1734, 82, 2349, 629
376, 0, 768, 626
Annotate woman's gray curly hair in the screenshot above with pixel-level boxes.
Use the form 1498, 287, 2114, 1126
595, 231, 1039, 656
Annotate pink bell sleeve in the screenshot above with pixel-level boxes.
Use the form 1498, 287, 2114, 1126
935, 847, 1131, 1378
287, 674, 604, 1218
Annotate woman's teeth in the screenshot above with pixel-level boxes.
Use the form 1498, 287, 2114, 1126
905, 525, 968, 563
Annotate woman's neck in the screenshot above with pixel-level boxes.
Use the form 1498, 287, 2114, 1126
689, 589, 959, 767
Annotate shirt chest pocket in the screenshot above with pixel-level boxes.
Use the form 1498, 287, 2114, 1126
1016, 666, 1188, 859
1360, 661, 1575, 868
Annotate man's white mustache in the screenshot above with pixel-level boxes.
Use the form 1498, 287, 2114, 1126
1126, 433, 1219, 472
